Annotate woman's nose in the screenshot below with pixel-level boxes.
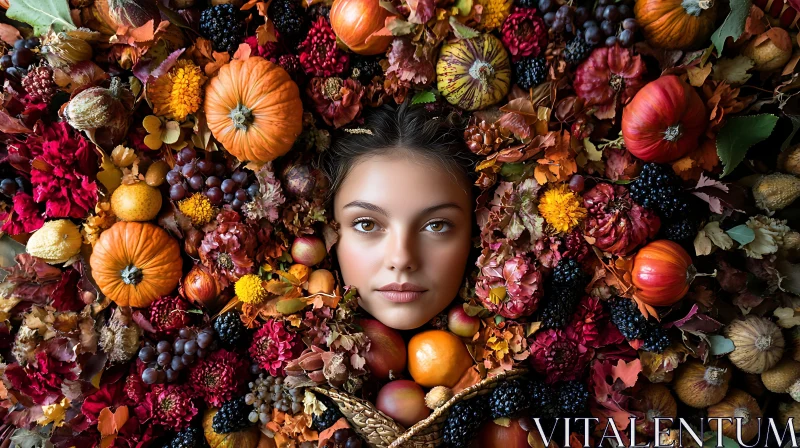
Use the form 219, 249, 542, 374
385, 228, 419, 271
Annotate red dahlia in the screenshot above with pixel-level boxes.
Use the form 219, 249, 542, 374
189, 349, 248, 407
529, 328, 592, 384
147, 384, 198, 431
306, 77, 364, 129
249, 319, 302, 377
500, 7, 548, 62
582, 183, 660, 256
298, 17, 349, 77
148, 295, 191, 335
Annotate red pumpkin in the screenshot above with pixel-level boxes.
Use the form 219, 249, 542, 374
632, 240, 695, 307
621, 75, 706, 163
330, 0, 394, 55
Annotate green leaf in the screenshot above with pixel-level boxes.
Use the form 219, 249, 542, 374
449, 16, 479, 39
726, 224, 755, 246
716, 114, 778, 176
707, 335, 735, 355
710, 0, 751, 55
7, 0, 75, 36
703, 433, 739, 448
411, 90, 436, 105
276, 298, 307, 315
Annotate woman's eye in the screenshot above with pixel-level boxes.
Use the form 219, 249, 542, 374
353, 219, 377, 232
426, 221, 450, 233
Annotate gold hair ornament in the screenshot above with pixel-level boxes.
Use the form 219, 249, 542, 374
343, 128, 373, 135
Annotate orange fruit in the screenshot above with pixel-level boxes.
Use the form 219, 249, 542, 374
407, 330, 473, 388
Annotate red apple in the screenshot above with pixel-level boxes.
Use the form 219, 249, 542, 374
375, 380, 431, 428
476, 418, 531, 448
290, 236, 327, 266
359, 318, 406, 380
447, 305, 480, 338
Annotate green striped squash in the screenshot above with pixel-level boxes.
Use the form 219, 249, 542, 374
436, 33, 511, 111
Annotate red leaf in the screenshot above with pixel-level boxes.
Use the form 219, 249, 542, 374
0, 108, 32, 133
0, 24, 21, 45
611, 358, 641, 389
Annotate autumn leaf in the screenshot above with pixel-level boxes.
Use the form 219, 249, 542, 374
98, 406, 129, 448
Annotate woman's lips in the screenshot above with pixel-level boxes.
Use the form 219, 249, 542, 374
378, 290, 426, 303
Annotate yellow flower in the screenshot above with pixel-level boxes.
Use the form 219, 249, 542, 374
476, 0, 513, 31
235, 274, 267, 304
142, 115, 186, 151
178, 193, 214, 226
149, 60, 206, 122
38, 398, 69, 428
538, 184, 586, 233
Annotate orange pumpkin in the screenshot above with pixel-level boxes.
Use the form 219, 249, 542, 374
631, 240, 695, 307
89, 221, 183, 308
205, 57, 303, 164
330, 0, 394, 55
634, 0, 718, 50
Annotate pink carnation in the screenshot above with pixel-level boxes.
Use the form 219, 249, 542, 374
249, 319, 302, 377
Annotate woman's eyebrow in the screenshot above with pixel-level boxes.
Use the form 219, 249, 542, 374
343, 200, 463, 218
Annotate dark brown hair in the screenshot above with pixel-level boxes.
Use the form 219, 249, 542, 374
314, 100, 481, 209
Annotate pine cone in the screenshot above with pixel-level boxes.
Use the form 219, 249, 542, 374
464, 119, 511, 155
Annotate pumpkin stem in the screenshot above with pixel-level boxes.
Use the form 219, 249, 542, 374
663, 124, 683, 142
755, 335, 773, 351
469, 60, 496, 91
229, 103, 254, 131
121, 264, 143, 285
682, 0, 713, 16
734, 407, 750, 425
705, 366, 727, 386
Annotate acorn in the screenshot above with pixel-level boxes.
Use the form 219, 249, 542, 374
673, 359, 732, 408
724, 316, 785, 374
761, 358, 800, 393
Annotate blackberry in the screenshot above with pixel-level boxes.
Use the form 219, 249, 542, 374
563, 34, 593, 65
552, 258, 586, 289
662, 217, 698, 243
489, 379, 531, 418
349, 55, 384, 83
629, 163, 690, 219
307, 3, 331, 20
527, 379, 558, 418
557, 381, 588, 415
642, 326, 670, 353
214, 311, 248, 348
538, 287, 580, 329
212, 396, 253, 434
442, 396, 489, 448
607, 297, 649, 341
169, 426, 208, 448
311, 395, 343, 432
199, 5, 245, 53
268, 0, 306, 47
513, 57, 547, 89
514, 0, 537, 7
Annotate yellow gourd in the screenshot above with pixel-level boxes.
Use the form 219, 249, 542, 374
26, 219, 83, 264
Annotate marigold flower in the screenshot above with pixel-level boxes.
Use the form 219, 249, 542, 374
178, 193, 214, 226
235, 274, 267, 304
477, 0, 514, 31
539, 184, 586, 233
149, 60, 207, 121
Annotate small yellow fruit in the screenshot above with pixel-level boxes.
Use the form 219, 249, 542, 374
742, 29, 793, 72
111, 181, 163, 222
424, 386, 453, 410
307, 269, 335, 294
761, 358, 800, 393
779, 144, 800, 176
26, 219, 82, 264
752, 173, 800, 212
145, 160, 170, 187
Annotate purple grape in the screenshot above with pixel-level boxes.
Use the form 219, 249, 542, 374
197, 332, 213, 349
334, 430, 350, 443
538, 0, 553, 12
605, 35, 618, 46
13, 39, 25, 50
179, 147, 196, 162
5, 66, 23, 81
179, 328, 191, 339
618, 4, 632, 19
221, 179, 236, 194
598, 0, 612, 5
618, 29, 634, 47
622, 18, 637, 31
601, 20, 615, 37
139, 346, 156, 363
0, 55, 12, 69
169, 183, 187, 201
214, 163, 226, 176
223, 193, 234, 203
247, 184, 259, 197
174, 339, 186, 355
157, 340, 171, 353
231, 171, 248, 185
197, 349, 208, 358
157, 352, 172, 366
142, 368, 159, 385
185, 340, 198, 355
166, 170, 182, 185
231, 199, 243, 209
181, 162, 198, 178
551, 18, 565, 33
555, 5, 571, 19
23, 38, 38, 49
604, 5, 619, 21
0, 179, 17, 196
235, 189, 248, 201
166, 369, 179, 382
583, 20, 598, 30
189, 175, 204, 190
569, 175, 585, 193
171, 357, 184, 371
594, 6, 605, 21
585, 26, 602, 45
205, 176, 222, 188
575, 6, 590, 25
345, 438, 362, 448
197, 159, 213, 174
543, 12, 556, 26
565, 22, 574, 33
206, 187, 223, 205
181, 353, 195, 365
12, 48, 33, 67
157, 370, 167, 384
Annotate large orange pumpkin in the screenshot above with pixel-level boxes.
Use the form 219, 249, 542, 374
89, 221, 183, 308
631, 240, 695, 307
330, 0, 394, 55
204, 56, 303, 164
634, 0, 718, 50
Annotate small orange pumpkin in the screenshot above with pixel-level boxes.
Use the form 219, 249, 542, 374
89, 221, 183, 308
631, 240, 695, 307
204, 56, 303, 164
634, 0, 718, 50
330, 0, 394, 55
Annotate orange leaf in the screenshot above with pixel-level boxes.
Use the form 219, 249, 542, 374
451, 366, 482, 394
98, 405, 129, 448
233, 43, 251, 60
318, 418, 350, 445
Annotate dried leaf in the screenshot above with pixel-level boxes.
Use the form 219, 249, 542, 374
687, 63, 712, 87
712, 56, 753, 85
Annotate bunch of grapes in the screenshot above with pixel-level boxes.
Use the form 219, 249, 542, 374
322, 428, 363, 448
166, 147, 259, 210
0, 165, 27, 198
539, 0, 638, 47
138, 327, 217, 385
1, 38, 40, 86
245, 374, 304, 424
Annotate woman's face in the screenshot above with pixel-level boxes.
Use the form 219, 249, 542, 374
333, 151, 473, 330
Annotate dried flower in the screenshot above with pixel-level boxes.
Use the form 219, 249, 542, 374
249, 319, 302, 377
149, 295, 191, 335
529, 328, 592, 384
199, 210, 258, 286
298, 17, 349, 77
573, 45, 645, 120
475, 254, 544, 319
742, 215, 791, 259
179, 193, 215, 226
500, 7, 548, 61
583, 183, 660, 256
149, 60, 207, 122
476, 0, 514, 31
539, 184, 586, 233
189, 349, 249, 407
5, 351, 79, 405
99, 308, 142, 363
306, 77, 364, 128
146, 384, 198, 431
242, 162, 285, 222
235, 274, 267, 304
